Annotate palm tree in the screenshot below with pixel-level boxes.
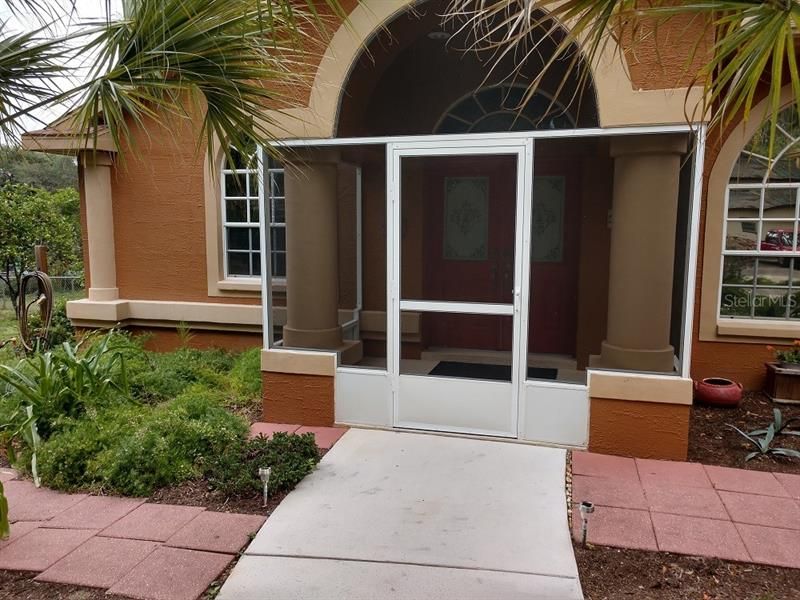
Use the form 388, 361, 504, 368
445, 0, 800, 156
0, 0, 344, 160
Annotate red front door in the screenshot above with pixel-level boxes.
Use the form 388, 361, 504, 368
422, 155, 516, 351
419, 155, 580, 357
528, 159, 580, 355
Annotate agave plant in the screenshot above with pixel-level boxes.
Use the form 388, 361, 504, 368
728, 422, 800, 462
749, 408, 800, 438
444, 0, 800, 156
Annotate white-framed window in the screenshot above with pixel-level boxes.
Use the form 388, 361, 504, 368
720, 107, 800, 320
221, 148, 286, 278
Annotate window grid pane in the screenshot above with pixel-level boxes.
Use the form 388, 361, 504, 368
721, 113, 800, 321
222, 154, 287, 279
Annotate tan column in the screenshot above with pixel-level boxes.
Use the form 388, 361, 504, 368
81, 152, 118, 302
282, 150, 343, 349
591, 134, 688, 372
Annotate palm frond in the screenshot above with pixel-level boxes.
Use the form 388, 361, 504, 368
61, 0, 343, 163
444, 0, 800, 154
0, 21, 67, 142
4, 0, 344, 163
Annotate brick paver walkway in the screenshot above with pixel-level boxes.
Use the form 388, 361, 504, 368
0, 425, 347, 599
571, 452, 800, 569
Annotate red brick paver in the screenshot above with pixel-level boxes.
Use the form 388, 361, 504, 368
47, 496, 146, 530
250, 422, 349, 450
572, 506, 657, 551
0, 528, 97, 571
0, 470, 266, 599
572, 451, 639, 480
572, 451, 800, 569
651, 513, 750, 562
0, 521, 40, 550
705, 465, 790, 497
108, 546, 233, 600
36, 536, 158, 588
166, 511, 266, 554
296, 425, 348, 450
718, 490, 800, 529
774, 473, 800, 500
0, 468, 18, 482
4, 480, 87, 522
100, 504, 205, 542
249, 422, 300, 439
736, 523, 800, 569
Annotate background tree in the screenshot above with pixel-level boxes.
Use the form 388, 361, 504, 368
0, 183, 81, 316
0, 147, 77, 190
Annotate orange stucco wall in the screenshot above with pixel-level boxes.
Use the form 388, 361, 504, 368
262, 371, 334, 426
589, 398, 690, 460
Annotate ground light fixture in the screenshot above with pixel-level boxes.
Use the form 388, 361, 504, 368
259, 467, 271, 508
579, 501, 594, 547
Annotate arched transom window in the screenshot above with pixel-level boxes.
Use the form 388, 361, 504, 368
221, 148, 286, 278
434, 84, 575, 135
720, 107, 800, 320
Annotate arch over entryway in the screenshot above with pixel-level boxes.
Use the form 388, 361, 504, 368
335, 1, 597, 137
261, 0, 705, 138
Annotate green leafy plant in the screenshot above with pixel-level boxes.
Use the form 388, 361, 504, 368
228, 347, 262, 403
207, 431, 320, 497
0, 480, 8, 540
767, 341, 800, 366
748, 408, 800, 438
728, 421, 800, 462
37, 385, 248, 496
0, 330, 131, 481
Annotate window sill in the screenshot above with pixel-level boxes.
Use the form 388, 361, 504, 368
717, 318, 800, 340
216, 279, 286, 293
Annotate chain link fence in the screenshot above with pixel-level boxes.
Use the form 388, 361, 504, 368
0, 274, 84, 311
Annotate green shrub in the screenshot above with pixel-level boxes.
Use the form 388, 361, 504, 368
0, 330, 130, 443
228, 347, 262, 401
207, 432, 320, 497
127, 347, 234, 403
37, 385, 248, 496
27, 299, 75, 349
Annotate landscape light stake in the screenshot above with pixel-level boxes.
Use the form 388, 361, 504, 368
259, 467, 271, 507
579, 501, 594, 548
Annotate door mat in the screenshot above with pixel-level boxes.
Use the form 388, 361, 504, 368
428, 361, 558, 381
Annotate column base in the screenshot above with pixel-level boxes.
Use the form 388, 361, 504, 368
339, 339, 364, 365
87, 287, 119, 301
589, 340, 675, 373
283, 324, 343, 349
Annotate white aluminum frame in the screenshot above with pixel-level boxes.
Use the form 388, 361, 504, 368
388, 140, 532, 438
258, 123, 704, 442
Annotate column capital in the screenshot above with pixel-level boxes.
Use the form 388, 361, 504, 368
79, 150, 114, 168
610, 134, 689, 158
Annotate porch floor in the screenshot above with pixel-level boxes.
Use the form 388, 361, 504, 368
218, 429, 582, 599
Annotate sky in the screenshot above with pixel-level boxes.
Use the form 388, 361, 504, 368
0, 0, 122, 133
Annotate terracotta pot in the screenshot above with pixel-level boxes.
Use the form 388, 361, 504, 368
694, 377, 743, 408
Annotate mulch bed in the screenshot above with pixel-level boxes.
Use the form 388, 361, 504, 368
575, 544, 800, 600
148, 478, 288, 515
688, 391, 800, 474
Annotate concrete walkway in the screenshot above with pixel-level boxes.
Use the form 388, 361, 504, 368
572, 452, 800, 569
218, 429, 582, 600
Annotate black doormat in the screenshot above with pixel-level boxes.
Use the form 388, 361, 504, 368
428, 361, 558, 382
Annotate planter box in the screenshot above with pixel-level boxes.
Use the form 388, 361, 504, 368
765, 362, 800, 404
